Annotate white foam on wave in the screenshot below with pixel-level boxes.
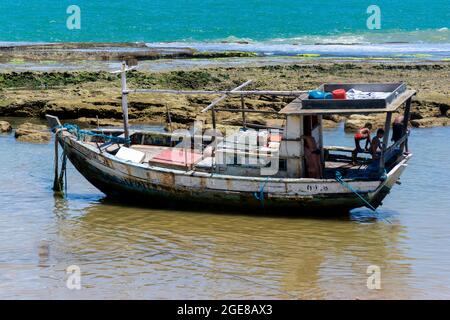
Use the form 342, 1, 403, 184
147, 28, 450, 57
148, 41, 450, 58
169, 28, 450, 45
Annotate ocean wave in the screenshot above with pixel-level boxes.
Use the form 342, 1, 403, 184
147, 29, 450, 58
222, 27, 450, 45
193, 28, 450, 45
148, 42, 450, 58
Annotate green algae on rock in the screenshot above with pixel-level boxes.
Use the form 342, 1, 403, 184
14, 122, 51, 143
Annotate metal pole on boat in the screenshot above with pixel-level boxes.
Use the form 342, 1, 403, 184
402, 97, 412, 152
241, 95, 246, 128
211, 106, 217, 131
165, 104, 173, 132
318, 115, 325, 176
380, 111, 392, 173
121, 61, 131, 147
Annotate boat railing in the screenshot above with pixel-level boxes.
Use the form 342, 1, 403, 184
384, 132, 408, 156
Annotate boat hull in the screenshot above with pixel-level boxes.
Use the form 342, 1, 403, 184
59, 135, 409, 214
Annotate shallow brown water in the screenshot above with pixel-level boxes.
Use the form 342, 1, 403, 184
1, 118, 450, 299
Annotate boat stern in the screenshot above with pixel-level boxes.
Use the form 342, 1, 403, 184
368, 153, 412, 208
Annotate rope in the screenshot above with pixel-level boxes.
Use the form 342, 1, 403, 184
254, 176, 269, 206
335, 171, 392, 224
55, 123, 131, 144
335, 171, 377, 212
51, 123, 130, 196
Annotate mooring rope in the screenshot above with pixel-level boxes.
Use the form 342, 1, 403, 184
56, 123, 131, 144
254, 176, 269, 207
335, 171, 377, 212
52, 123, 130, 196
334, 171, 392, 224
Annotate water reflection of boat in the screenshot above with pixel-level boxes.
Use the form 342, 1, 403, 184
47, 63, 415, 213
51, 200, 413, 299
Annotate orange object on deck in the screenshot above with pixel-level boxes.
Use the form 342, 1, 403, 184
332, 89, 346, 100
268, 133, 282, 143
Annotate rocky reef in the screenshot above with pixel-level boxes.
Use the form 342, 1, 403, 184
0, 42, 259, 65
0, 120, 12, 132
0, 62, 449, 133
14, 122, 51, 143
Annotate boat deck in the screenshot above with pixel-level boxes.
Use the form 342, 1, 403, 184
86, 141, 371, 177
324, 161, 367, 170
130, 145, 172, 163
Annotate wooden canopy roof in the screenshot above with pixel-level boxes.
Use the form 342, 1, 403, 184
279, 90, 416, 116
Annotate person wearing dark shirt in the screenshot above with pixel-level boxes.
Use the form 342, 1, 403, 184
392, 115, 404, 143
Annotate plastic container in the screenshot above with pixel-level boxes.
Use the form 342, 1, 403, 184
332, 89, 346, 99
309, 90, 333, 100
308, 90, 325, 99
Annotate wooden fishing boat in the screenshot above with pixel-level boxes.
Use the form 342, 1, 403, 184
47, 63, 415, 213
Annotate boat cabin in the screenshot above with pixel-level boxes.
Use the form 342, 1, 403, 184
278, 84, 415, 180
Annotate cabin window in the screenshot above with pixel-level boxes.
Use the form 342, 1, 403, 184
279, 159, 287, 171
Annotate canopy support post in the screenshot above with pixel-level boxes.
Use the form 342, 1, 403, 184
401, 97, 412, 152
318, 115, 324, 174
241, 95, 247, 129
211, 106, 217, 131
380, 111, 392, 173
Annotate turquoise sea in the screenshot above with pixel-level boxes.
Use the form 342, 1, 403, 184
1, 0, 449, 44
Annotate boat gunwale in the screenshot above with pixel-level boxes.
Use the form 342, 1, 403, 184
63, 133, 391, 185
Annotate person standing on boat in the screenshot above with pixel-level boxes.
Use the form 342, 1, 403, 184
370, 128, 385, 160
352, 122, 372, 164
391, 115, 404, 143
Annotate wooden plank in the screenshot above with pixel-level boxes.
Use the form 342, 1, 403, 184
245, 123, 284, 130
201, 80, 253, 113
128, 89, 306, 96
214, 108, 279, 114
325, 145, 370, 153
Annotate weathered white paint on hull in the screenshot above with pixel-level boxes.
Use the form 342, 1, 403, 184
60, 135, 411, 212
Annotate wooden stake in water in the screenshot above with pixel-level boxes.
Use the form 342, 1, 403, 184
52, 133, 61, 192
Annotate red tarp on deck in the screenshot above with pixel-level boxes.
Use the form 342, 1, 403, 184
150, 148, 203, 168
